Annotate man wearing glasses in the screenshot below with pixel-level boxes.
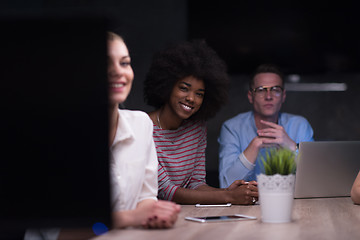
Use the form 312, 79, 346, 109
218, 64, 314, 187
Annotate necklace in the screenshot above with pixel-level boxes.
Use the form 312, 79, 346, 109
156, 109, 176, 144
156, 110, 163, 129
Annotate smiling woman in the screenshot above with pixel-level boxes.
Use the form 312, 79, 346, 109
106, 32, 180, 230
144, 40, 259, 205
107, 33, 134, 105
158, 76, 205, 130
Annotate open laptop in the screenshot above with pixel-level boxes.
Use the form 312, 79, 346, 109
294, 141, 360, 198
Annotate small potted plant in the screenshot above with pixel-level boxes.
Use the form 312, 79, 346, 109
257, 147, 297, 223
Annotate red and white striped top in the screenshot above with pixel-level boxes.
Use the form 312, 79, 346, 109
153, 120, 207, 201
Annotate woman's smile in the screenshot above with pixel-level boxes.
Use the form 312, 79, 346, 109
180, 102, 194, 112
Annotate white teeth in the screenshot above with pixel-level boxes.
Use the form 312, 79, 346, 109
112, 83, 124, 88
182, 104, 192, 110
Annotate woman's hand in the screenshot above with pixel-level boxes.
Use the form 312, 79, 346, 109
140, 200, 181, 229
226, 180, 258, 205
112, 199, 180, 229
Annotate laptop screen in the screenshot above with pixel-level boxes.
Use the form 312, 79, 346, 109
0, 15, 111, 231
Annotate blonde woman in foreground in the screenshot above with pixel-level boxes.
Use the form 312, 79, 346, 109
108, 32, 180, 229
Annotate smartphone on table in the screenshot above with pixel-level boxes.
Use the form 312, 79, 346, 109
195, 203, 232, 207
185, 214, 256, 223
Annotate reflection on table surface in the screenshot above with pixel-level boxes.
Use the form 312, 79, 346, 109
92, 197, 360, 240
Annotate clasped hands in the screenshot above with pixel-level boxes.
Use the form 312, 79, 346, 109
226, 180, 258, 205
141, 200, 181, 229
113, 199, 180, 229
256, 120, 296, 151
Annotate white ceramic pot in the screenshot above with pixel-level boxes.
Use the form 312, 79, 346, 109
257, 173, 296, 223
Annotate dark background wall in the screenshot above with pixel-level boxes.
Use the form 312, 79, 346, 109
2, 0, 359, 188
0, 0, 188, 113
187, 1, 360, 187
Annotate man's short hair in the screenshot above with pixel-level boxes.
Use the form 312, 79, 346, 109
249, 64, 284, 89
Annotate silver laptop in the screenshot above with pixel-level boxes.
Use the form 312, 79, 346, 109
294, 141, 360, 198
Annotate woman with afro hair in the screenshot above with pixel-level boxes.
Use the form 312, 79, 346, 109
144, 40, 258, 205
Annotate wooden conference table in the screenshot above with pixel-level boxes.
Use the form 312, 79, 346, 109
92, 197, 360, 240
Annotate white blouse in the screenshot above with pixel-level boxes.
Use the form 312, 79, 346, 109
110, 109, 158, 211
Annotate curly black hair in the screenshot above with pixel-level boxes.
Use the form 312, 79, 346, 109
144, 39, 229, 121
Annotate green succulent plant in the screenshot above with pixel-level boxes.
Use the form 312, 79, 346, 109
261, 147, 296, 175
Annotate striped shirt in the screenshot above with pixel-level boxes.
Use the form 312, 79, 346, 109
153, 120, 207, 201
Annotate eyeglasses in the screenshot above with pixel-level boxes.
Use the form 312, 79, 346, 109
251, 85, 284, 97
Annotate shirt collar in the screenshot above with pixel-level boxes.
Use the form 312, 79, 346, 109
112, 109, 134, 146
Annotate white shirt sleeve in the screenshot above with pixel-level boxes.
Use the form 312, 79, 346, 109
138, 118, 158, 203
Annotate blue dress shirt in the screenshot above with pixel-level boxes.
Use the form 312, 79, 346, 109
218, 111, 314, 187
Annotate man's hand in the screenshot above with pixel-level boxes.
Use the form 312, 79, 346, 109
257, 120, 296, 151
